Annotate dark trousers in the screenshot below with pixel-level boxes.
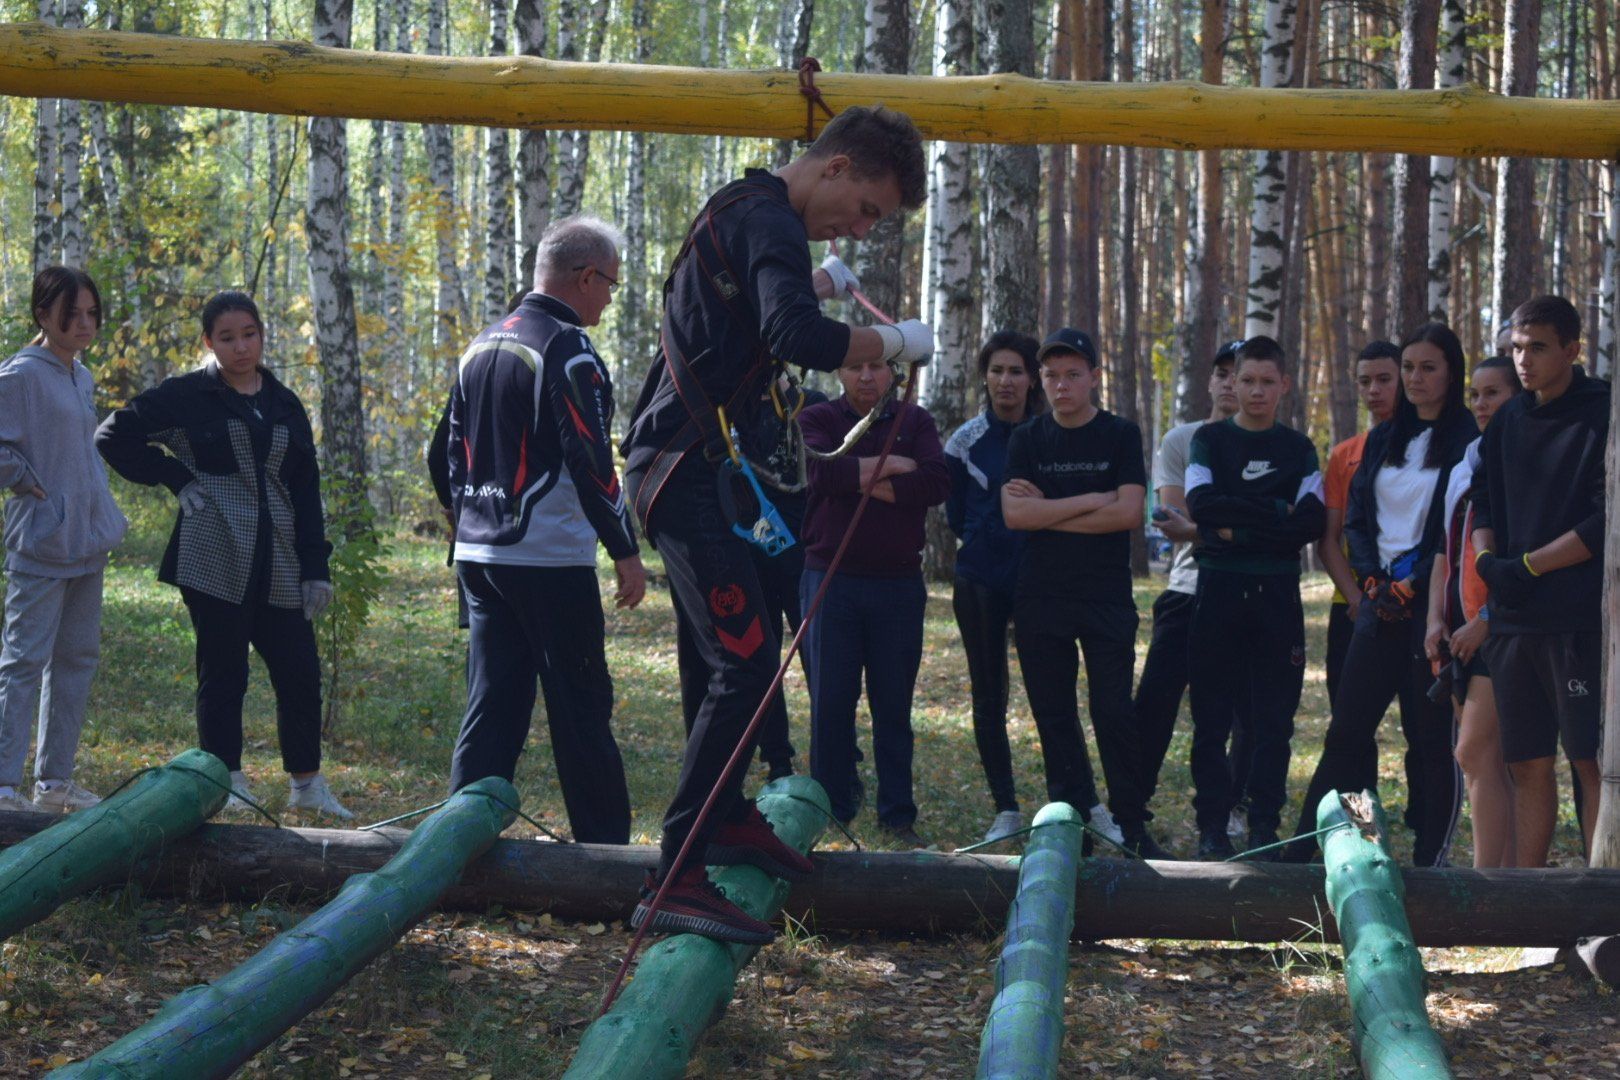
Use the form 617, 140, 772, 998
1291, 614, 1461, 866
801, 569, 925, 827
952, 576, 1019, 813
1013, 597, 1147, 830
1188, 571, 1304, 835
451, 562, 630, 845
1326, 598, 1421, 828
1134, 588, 1254, 819
636, 461, 780, 878
676, 539, 802, 769
181, 587, 322, 775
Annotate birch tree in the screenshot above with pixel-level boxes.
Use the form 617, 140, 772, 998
1243, 0, 1297, 341
854, 0, 911, 321
307, 0, 369, 504
385, 0, 409, 368
1427, 0, 1466, 321
426, 0, 469, 360
920, 0, 975, 427
515, 0, 550, 288
1549, 0, 1578, 297
484, 0, 515, 321
1178, 0, 1225, 421
1390, 0, 1437, 336
773, 0, 815, 168
983, 0, 1039, 335
619, 0, 653, 375
31, 0, 59, 273
56, 0, 84, 269
1490, 0, 1542, 335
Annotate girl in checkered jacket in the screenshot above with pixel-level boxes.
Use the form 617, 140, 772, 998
96, 291, 352, 819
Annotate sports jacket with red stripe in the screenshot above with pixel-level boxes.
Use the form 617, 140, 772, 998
449, 293, 638, 567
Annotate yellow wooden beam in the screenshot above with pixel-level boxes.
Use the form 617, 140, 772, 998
3, 22, 1620, 158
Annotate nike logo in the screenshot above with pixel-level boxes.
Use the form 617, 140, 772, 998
1241, 461, 1277, 481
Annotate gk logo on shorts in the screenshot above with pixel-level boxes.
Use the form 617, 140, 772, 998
1568, 678, 1590, 698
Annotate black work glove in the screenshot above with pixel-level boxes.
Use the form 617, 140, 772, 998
1475, 550, 1536, 609
1372, 577, 1416, 622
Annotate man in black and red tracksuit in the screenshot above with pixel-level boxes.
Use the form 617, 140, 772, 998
621, 105, 932, 943
448, 216, 646, 844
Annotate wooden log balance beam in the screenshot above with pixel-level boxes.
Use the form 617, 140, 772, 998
1319, 790, 1452, 1079
3, 22, 1620, 158
1, 811, 1617, 946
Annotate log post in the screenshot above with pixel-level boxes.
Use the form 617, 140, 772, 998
976, 802, 1082, 1080
562, 776, 830, 1080
49, 777, 518, 1079
2, 23, 1620, 156
0, 748, 228, 942
1319, 789, 1453, 1079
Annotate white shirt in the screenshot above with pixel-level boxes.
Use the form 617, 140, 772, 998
1374, 428, 1439, 571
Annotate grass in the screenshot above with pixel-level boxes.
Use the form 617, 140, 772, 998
0, 480, 1605, 1076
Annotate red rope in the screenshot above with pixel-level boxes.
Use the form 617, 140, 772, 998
598, 244, 911, 1017
798, 56, 835, 143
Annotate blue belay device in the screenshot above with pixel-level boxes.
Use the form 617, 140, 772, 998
716, 453, 796, 557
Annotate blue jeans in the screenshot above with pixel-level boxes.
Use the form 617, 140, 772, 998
800, 569, 926, 827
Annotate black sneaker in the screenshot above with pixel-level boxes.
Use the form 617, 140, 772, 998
1121, 829, 1177, 861
1245, 828, 1282, 862
880, 823, 932, 850
1197, 829, 1237, 860
764, 759, 795, 783
630, 869, 775, 945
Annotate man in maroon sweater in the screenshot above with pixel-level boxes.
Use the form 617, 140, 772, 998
798, 354, 950, 847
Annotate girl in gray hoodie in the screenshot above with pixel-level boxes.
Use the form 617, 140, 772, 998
0, 267, 128, 813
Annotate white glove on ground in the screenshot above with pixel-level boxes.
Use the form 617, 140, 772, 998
874, 319, 934, 365
301, 580, 334, 622
820, 254, 861, 301
178, 482, 209, 516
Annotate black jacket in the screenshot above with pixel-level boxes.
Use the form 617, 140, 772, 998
1470, 369, 1610, 633
96, 361, 329, 608
1345, 408, 1476, 623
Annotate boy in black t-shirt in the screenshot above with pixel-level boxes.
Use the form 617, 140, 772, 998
1002, 328, 1170, 859
1183, 337, 1325, 859
1471, 295, 1609, 867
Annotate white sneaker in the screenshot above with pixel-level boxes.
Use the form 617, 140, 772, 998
0, 788, 35, 813
1227, 807, 1247, 838
287, 774, 353, 820
982, 810, 1025, 844
1087, 803, 1124, 846
224, 770, 255, 813
34, 779, 102, 813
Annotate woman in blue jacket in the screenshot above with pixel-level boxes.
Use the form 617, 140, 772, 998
944, 330, 1042, 844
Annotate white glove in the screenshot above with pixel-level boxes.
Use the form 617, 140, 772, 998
178, 482, 208, 516
873, 319, 934, 366
819, 254, 861, 301
301, 580, 334, 622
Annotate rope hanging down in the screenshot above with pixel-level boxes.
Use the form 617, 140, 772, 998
797, 57, 835, 144
598, 263, 915, 1017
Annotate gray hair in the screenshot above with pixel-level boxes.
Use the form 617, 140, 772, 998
535, 215, 625, 289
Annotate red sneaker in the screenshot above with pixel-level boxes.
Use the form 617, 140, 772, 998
630, 869, 776, 945
706, 803, 816, 882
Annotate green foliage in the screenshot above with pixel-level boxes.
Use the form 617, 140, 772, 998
318, 477, 387, 736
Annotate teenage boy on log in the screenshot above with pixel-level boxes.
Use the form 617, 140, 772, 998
1182, 336, 1325, 859
1132, 339, 1240, 832
1001, 329, 1171, 860
1471, 295, 1610, 867
619, 106, 931, 943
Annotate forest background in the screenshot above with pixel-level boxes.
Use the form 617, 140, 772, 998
5, 0, 1614, 564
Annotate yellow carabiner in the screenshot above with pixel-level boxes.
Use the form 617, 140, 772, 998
714, 403, 742, 466
770, 374, 806, 423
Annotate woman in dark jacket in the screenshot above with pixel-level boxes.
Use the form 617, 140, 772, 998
944, 330, 1042, 844
1288, 322, 1477, 865
97, 291, 350, 819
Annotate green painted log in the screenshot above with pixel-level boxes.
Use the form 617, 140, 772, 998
976, 802, 1082, 1080
563, 775, 830, 1079
50, 776, 518, 1079
1318, 790, 1453, 1079
0, 748, 229, 941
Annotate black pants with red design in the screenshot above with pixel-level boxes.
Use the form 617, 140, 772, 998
634, 456, 781, 880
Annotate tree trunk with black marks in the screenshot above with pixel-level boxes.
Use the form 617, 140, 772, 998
1244, 0, 1297, 341
619, 0, 653, 388
307, 0, 369, 507
1490, 0, 1542, 336
854, 0, 911, 323
773, 0, 815, 167
426, 0, 469, 365
1391, 0, 1437, 337
984, 0, 1039, 336
1427, 0, 1466, 322
483, 0, 515, 322
1178, 0, 1224, 421
31, 0, 58, 273
515, 0, 550, 290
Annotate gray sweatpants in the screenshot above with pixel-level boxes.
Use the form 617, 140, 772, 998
0, 568, 104, 787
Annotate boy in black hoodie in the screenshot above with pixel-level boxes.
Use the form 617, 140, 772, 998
1471, 295, 1609, 867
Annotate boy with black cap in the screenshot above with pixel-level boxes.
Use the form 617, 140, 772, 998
1002, 328, 1170, 859
1471, 295, 1610, 867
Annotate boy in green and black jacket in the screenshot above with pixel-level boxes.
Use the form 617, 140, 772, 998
1184, 336, 1325, 859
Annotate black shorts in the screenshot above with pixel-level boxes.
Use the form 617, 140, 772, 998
1482, 631, 1601, 763
1452, 649, 1489, 704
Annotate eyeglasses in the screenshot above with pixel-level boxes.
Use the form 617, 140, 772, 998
575, 265, 620, 293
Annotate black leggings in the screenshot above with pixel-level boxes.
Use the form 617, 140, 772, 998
952, 576, 1018, 813
1291, 614, 1461, 865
